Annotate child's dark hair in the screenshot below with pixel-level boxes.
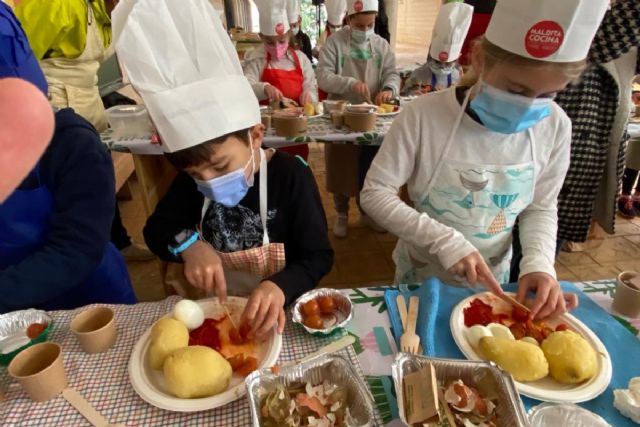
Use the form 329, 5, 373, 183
164, 128, 251, 170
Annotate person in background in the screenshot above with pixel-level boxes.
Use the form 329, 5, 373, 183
313, 0, 347, 58
244, 0, 318, 160
14, 0, 156, 262
361, 0, 609, 319
287, 0, 312, 62
0, 2, 136, 312
317, 0, 400, 238
115, 0, 332, 338
458, 0, 496, 67
618, 82, 640, 217
403, 2, 473, 96
373, 0, 389, 43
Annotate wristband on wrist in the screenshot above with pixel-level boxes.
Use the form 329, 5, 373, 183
168, 231, 200, 257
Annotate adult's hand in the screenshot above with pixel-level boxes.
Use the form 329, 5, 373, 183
351, 80, 370, 100
181, 241, 228, 303
264, 83, 283, 102
448, 251, 503, 295
517, 272, 578, 320
0, 78, 54, 202
374, 90, 393, 105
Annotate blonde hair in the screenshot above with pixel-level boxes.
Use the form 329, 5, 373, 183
458, 37, 587, 88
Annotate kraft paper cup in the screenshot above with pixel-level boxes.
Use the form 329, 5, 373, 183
344, 111, 376, 132
331, 111, 344, 128
273, 116, 307, 137
70, 307, 117, 354
260, 113, 271, 130
8, 342, 67, 402
613, 271, 640, 318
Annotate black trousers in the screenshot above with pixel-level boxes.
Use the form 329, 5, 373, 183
111, 203, 131, 250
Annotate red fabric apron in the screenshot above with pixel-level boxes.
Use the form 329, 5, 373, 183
261, 48, 309, 160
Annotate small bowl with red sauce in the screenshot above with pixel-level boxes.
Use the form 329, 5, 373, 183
292, 289, 353, 336
0, 309, 52, 366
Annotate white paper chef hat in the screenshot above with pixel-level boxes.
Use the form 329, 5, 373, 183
256, 0, 290, 37
286, 0, 300, 24
112, 0, 260, 153
485, 0, 608, 62
347, 0, 377, 16
325, 0, 347, 26
429, 2, 473, 63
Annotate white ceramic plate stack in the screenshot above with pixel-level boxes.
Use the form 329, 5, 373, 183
450, 292, 612, 403
128, 297, 282, 412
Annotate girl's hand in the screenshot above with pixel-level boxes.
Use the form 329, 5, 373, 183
241, 280, 286, 339
517, 273, 578, 320
181, 241, 227, 303
374, 90, 393, 105
300, 91, 313, 106
448, 252, 503, 295
264, 84, 283, 102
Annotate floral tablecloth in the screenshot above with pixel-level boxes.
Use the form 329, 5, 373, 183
339, 279, 639, 426
99, 115, 398, 155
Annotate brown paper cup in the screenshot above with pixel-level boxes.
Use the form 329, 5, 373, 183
261, 113, 271, 130
70, 307, 117, 354
273, 116, 307, 137
8, 342, 67, 402
344, 112, 376, 132
331, 111, 344, 128
613, 271, 640, 318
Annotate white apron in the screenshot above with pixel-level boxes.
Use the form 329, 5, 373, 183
394, 89, 536, 286
326, 37, 382, 196
200, 148, 286, 296
39, 4, 112, 131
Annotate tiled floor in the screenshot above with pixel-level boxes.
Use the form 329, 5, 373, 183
120, 143, 640, 302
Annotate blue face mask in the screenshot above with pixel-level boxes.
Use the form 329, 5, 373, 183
470, 82, 552, 134
195, 146, 256, 207
351, 28, 374, 44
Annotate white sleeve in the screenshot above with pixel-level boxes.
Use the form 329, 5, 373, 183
299, 52, 319, 103
379, 42, 401, 96
518, 117, 572, 279
316, 36, 358, 95
243, 57, 268, 101
360, 104, 477, 270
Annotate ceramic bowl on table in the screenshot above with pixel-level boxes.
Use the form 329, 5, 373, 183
0, 309, 53, 366
292, 288, 353, 336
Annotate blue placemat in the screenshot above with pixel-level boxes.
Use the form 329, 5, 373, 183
384, 278, 640, 427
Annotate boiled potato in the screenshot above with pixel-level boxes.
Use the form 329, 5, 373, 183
381, 103, 395, 113
480, 336, 549, 382
541, 331, 597, 384
147, 318, 189, 370
163, 346, 232, 398
304, 103, 315, 116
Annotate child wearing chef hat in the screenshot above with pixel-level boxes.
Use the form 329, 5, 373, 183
314, 0, 347, 57
317, 0, 400, 238
403, 2, 473, 95
361, 0, 609, 320
243, 0, 318, 160
113, 0, 333, 338
287, 0, 312, 61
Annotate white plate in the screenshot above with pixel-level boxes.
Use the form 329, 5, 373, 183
376, 107, 402, 117
306, 113, 323, 119
129, 297, 282, 412
450, 292, 612, 403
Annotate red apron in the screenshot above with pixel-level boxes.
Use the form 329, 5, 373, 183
261, 48, 309, 160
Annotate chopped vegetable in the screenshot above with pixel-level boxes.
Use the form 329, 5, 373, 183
317, 296, 335, 315
188, 318, 222, 350
463, 299, 495, 327
304, 315, 323, 330
26, 322, 48, 339
303, 300, 320, 317
443, 380, 497, 427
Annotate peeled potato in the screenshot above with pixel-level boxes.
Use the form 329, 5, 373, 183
163, 346, 232, 398
480, 336, 549, 382
147, 318, 189, 370
541, 331, 597, 384
304, 103, 315, 116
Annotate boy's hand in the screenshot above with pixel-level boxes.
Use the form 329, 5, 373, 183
241, 280, 286, 340
351, 80, 370, 100
375, 90, 393, 105
181, 241, 227, 303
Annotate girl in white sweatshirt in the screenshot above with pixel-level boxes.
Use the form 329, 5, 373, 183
360, 0, 608, 320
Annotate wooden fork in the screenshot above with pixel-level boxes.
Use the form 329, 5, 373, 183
400, 296, 420, 354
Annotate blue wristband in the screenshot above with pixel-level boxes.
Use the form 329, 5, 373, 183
168, 231, 200, 257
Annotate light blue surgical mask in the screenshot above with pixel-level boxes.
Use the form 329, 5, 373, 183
470, 82, 552, 134
195, 145, 257, 207
351, 28, 374, 44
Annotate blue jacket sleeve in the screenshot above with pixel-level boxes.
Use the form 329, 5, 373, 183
0, 110, 115, 312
